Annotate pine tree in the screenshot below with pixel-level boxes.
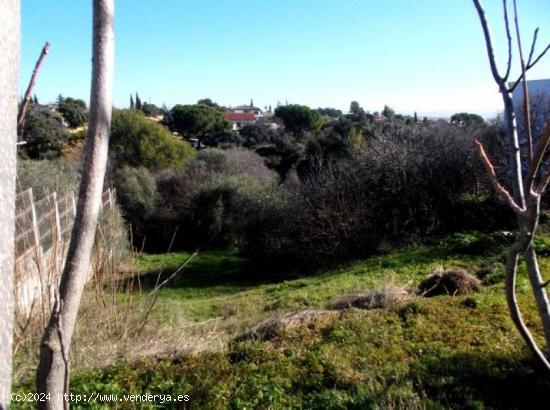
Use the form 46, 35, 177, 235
33, 94, 38, 104
130, 94, 134, 109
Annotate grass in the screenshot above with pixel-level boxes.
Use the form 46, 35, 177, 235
12, 232, 550, 409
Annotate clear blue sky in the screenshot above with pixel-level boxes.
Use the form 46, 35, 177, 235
21, 0, 550, 118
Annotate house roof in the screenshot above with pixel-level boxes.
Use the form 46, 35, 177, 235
225, 112, 256, 121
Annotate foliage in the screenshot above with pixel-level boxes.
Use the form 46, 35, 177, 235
315, 107, 343, 118
57, 96, 88, 128
15, 238, 550, 409
20, 105, 69, 159
109, 109, 194, 170
166, 104, 229, 143
239, 123, 276, 147
17, 158, 80, 195
141, 102, 162, 117
450, 112, 485, 127
115, 166, 158, 237
274, 104, 322, 137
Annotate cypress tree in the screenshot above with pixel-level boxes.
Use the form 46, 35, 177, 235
130, 94, 134, 109
135, 92, 142, 110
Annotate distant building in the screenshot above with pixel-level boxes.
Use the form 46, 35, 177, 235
228, 99, 263, 117
225, 112, 257, 130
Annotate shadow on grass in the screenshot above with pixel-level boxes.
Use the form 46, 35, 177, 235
135, 251, 282, 292
410, 350, 550, 408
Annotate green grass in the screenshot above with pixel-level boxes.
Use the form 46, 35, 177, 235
13, 232, 550, 409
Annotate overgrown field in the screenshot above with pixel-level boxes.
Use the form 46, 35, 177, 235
13, 232, 550, 409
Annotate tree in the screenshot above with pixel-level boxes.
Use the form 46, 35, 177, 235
57, 96, 88, 128
130, 93, 134, 109
348, 101, 367, 123
37, 0, 115, 406
110, 109, 194, 169
167, 104, 229, 146
0, 1, 19, 406
450, 112, 485, 127
274, 104, 322, 137
141, 102, 161, 117
382, 105, 396, 120
472, 0, 550, 371
316, 107, 343, 118
135, 92, 142, 110
21, 105, 69, 159
197, 98, 225, 112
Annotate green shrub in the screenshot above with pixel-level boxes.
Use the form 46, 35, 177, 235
110, 109, 194, 170
17, 158, 79, 196
20, 105, 69, 159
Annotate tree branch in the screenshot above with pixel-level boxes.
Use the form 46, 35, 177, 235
509, 42, 550, 93
473, 0, 505, 86
513, 0, 533, 162
17, 41, 50, 130
473, 139, 524, 214
525, 122, 550, 193
503, 0, 513, 81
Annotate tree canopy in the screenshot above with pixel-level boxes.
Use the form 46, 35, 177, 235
450, 112, 485, 127
110, 109, 194, 169
167, 104, 229, 142
57, 96, 88, 128
274, 104, 322, 136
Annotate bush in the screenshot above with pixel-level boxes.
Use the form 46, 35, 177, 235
17, 158, 79, 196
57, 97, 87, 128
115, 166, 158, 232
110, 109, 194, 170
20, 105, 69, 159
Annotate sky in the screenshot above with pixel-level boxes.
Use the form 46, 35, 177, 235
20, 0, 550, 118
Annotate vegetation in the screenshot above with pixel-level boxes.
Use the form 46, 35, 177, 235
57, 96, 88, 128
109, 109, 194, 170
13, 232, 550, 408
165, 104, 229, 146
19, 105, 69, 159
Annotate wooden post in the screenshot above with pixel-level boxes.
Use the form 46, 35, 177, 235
71, 191, 77, 216
52, 192, 61, 243
28, 188, 41, 252
108, 187, 113, 209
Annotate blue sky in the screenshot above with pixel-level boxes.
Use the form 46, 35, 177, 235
21, 0, 550, 118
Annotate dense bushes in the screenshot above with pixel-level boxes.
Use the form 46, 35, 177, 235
20, 106, 69, 159
110, 109, 194, 170
114, 117, 513, 273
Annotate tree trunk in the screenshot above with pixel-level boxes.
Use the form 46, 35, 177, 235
0, 0, 20, 407
36, 1, 114, 408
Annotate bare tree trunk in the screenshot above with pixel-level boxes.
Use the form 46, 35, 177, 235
36, 1, 114, 408
0, 0, 20, 407
473, 0, 550, 371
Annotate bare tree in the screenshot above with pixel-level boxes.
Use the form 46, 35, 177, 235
0, 1, 20, 406
36, 0, 114, 407
473, 0, 550, 370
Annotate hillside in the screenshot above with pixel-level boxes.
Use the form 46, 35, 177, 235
14, 232, 550, 409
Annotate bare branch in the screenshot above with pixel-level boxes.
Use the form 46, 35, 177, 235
513, 0, 533, 161
527, 28, 539, 66
503, 0, 513, 81
473, 139, 524, 214
525, 122, 550, 192
17, 41, 50, 130
509, 42, 550, 93
473, 0, 505, 86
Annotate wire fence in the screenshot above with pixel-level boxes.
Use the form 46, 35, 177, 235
15, 187, 115, 262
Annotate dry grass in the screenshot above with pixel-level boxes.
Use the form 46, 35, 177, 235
418, 267, 481, 297
328, 283, 412, 310
235, 309, 338, 342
